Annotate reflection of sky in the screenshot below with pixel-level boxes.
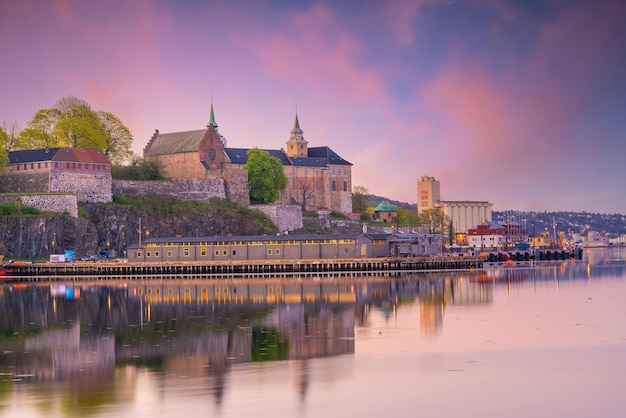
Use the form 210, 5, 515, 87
2, 1, 626, 212
3, 260, 626, 416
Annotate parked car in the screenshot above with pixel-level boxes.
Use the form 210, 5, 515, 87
80, 255, 98, 262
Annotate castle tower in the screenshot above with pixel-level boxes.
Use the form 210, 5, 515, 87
286, 114, 308, 158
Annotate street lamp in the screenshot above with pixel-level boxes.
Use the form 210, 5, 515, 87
51, 240, 55, 255
106, 241, 110, 258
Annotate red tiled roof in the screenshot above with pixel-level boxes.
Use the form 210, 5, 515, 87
51, 148, 111, 164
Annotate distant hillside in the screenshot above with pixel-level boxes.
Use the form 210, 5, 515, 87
368, 195, 416, 211
492, 211, 626, 236
367, 195, 626, 235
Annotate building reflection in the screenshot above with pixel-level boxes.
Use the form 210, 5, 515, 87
0, 260, 611, 411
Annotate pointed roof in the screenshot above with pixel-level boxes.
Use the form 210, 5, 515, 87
291, 113, 303, 134
207, 103, 218, 128
374, 200, 397, 212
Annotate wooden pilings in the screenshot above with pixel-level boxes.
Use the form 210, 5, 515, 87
6, 256, 485, 281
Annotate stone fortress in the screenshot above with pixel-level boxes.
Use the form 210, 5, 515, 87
143, 104, 353, 216
0, 105, 354, 232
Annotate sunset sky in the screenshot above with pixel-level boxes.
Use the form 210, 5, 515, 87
1, 0, 624, 214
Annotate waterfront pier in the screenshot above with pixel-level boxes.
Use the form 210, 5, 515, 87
5, 256, 484, 281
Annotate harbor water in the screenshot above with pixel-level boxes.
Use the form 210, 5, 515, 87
0, 247, 625, 417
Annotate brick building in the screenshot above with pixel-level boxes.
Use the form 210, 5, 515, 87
0, 147, 112, 203
143, 105, 353, 215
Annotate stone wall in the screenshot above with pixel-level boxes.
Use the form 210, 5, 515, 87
0, 194, 78, 217
252, 204, 303, 232
148, 152, 207, 179
113, 178, 226, 202
50, 172, 112, 203
0, 172, 50, 194
223, 167, 250, 206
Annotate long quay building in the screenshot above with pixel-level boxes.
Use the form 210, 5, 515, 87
7, 256, 484, 281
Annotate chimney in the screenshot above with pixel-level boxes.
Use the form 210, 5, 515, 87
45, 146, 49, 153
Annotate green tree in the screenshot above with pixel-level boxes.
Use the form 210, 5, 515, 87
0, 126, 8, 165
17, 108, 60, 149
111, 155, 167, 180
244, 148, 288, 203
97, 111, 133, 164
16, 95, 133, 163
418, 208, 450, 235
397, 207, 419, 226
352, 185, 369, 212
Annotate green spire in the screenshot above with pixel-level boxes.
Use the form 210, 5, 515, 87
208, 103, 218, 128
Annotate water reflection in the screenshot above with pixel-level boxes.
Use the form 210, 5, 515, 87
0, 248, 623, 416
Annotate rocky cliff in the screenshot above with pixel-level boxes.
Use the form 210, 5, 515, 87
0, 198, 275, 259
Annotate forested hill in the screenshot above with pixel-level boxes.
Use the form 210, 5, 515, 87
367, 195, 626, 235
492, 211, 626, 236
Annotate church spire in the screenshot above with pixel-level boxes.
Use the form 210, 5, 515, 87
207, 102, 218, 129
286, 112, 308, 158
292, 113, 302, 133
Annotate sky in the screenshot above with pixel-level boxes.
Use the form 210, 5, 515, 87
1, 0, 625, 214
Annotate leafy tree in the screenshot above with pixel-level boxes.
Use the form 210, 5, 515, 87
17, 109, 60, 149
97, 111, 133, 164
418, 208, 450, 235
111, 155, 167, 180
0, 126, 8, 165
397, 207, 419, 226
16, 95, 133, 163
244, 148, 288, 203
352, 185, 369, 212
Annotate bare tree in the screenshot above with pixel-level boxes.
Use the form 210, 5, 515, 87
298, 179, 316, 212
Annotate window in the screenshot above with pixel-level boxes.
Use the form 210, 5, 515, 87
77, 163, 81, 169
215, 250, 220, 256
343, 181, 347, 192
72, 163, 76, 169
267, 249, 273, 255
332, 168, 335, 175
275, 249, 280, 256
23, 164, 27, 170
223, 250, 227, 256
37, 163, 41, 169
331, 181, 336, 191
30, 163, 34, 169
137, 250, 142, 257
155, 251, 159, 257
167, 251, 172, 257
343, 168, 347, 175
201, 248, 207, 256
183, 248, 190, 257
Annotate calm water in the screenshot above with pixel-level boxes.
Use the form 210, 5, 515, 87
1, 248, 626, 418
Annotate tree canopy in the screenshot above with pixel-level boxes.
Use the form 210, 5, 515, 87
352, 185, 370, 212
0, 127, 8, 165
14, 95, 134, 164
244, 148, 288, 203
418, 208, 451, 235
